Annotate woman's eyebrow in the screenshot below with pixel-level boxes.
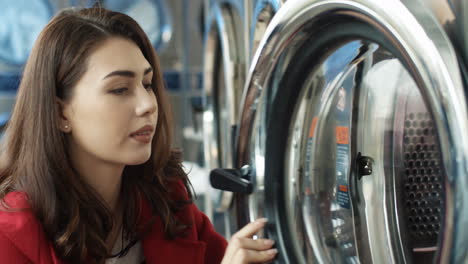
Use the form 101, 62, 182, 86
102, 67, 153, 80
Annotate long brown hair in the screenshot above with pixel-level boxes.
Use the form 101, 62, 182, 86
0, 7, 192, 263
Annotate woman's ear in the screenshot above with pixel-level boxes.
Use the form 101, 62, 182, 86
56, 97, 72, 133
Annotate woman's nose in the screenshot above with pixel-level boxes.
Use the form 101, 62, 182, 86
135, 86, 157, 117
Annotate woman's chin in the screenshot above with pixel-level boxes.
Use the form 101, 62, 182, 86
125, 153, 152, 165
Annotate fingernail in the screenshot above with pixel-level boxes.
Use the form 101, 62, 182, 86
256, 218, 268, 225
263, 239, 275, 246
267, 248, 278, 255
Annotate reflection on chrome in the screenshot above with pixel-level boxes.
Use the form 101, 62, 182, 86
251, 3, 277, 59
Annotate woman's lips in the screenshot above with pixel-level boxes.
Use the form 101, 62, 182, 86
130, 125, 154, 143
130, 130, 153, 143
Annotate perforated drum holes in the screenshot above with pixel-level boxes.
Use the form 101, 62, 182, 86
403, 112, 444, 249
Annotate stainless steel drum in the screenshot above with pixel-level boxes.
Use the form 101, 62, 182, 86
222, 0, 468, 263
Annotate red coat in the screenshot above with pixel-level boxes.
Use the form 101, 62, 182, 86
0, 183, 227, 263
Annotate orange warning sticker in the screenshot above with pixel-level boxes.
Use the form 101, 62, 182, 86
308, 117, 318, 138
339, 185, 348, 192
336, 126, 349, 144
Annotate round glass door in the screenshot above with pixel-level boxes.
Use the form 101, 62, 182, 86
283, 40, 445, 263
236, 1, 468, 263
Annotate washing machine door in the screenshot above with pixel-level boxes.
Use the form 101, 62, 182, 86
234, 0, 468, 263
203, 1, 245, 224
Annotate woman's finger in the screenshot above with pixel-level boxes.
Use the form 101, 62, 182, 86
229, 237, 275, 251
231, 218, 267, 239
222, 218, 269, 262
232, 248, 278, 264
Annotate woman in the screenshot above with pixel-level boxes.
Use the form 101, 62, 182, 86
0, 7, 277, 264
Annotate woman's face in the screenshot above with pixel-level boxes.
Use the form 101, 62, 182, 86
60, 37, 158, 166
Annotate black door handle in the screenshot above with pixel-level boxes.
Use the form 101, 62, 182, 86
210, 167, 253, 194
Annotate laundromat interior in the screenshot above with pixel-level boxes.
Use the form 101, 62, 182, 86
1, 0, 468, 263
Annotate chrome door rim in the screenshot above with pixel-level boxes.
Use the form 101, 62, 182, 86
236, 0, 468, 263
244, 0, 282, 228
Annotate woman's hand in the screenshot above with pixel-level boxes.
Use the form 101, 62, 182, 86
221, 218, 277, 264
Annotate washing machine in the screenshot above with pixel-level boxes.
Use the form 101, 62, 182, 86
0, 1, 55, 132
201, 0, 247, 235
211, 0, 468, 263
104, 0, 172, 51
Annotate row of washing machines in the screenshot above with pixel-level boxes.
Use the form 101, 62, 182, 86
200, 0, 468, 263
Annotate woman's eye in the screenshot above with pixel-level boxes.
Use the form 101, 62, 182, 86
110, 88, 128, 95
144, 83, 153, 90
